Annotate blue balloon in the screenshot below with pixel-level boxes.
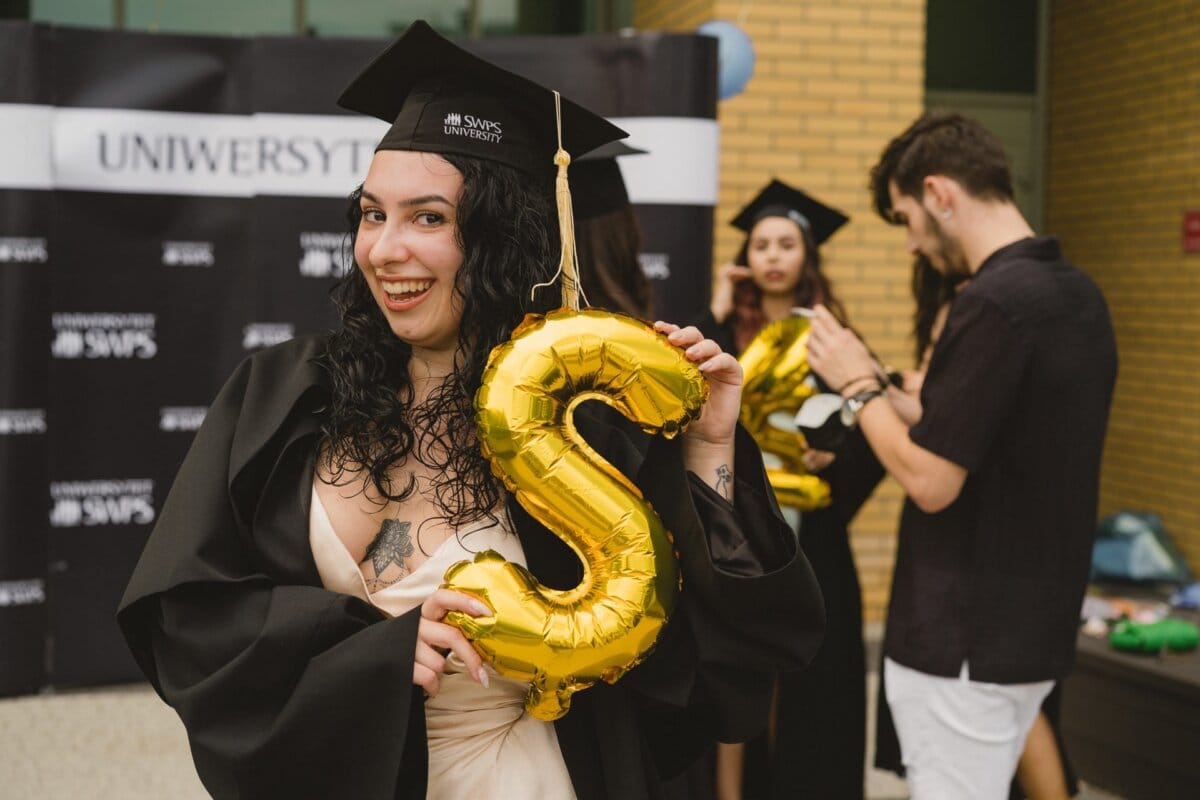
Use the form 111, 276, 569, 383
698, 20, 756, 100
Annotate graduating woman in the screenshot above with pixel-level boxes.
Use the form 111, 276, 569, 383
698, 181, 884, 800
117, 22, 823, 800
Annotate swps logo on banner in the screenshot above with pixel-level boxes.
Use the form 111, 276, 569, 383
163, 241, 214, 267
638, 253, 671, 280
51, 313, 157, 359
159, 406, 207, 432
298, 232, 351, 278
0, 237, 48, 263
0, 409, 46, 435
243, 323, 294, 350
442, 112, 503, 144
0, 579, 45, 608
49, 479, 155, 527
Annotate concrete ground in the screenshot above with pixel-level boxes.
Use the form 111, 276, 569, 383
0, 647, 1122, 800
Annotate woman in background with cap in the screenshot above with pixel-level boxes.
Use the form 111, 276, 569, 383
698, 180, 884, 800
117, 22, 823, 800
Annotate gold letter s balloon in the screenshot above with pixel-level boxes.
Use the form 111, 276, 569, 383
443, 309, 708, 721
738, 315, 831, 510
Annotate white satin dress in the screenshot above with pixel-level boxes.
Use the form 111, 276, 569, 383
308, 484, 577, 799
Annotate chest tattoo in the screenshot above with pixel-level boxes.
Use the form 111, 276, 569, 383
361, 519, 415, 589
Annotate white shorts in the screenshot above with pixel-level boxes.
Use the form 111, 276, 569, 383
884, 657, 1054, 800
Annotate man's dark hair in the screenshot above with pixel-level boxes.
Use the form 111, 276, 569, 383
870, 112, 1014, 223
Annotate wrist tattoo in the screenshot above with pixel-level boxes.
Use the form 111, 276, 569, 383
715, 464, 733, 500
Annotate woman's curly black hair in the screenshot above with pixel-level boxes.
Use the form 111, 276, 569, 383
315, 153, 559, 528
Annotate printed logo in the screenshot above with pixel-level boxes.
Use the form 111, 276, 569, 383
0, 237, 49, 263
443, 112, 503, 144
638, 253, 671, 280
51, 313, 157, 359
0, 409, 47, 435
0, 579, 45, 608
298, 232, 351, 278
242, 322, 294, 350
162, 240, 214, 267
49, 479, 155, 528
92, 125, 377, 186
159, 406, 207, 432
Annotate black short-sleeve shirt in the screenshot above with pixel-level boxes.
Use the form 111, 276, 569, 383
885, 236, 1117, 683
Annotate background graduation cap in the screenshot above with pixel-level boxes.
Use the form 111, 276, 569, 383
731, 179, 849, 245
338, 20, 627, 176
572, 141, 648, 221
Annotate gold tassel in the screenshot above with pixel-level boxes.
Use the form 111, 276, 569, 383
531, 90, 588, 310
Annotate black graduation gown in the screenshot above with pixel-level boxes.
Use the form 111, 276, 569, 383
117, 334, 825, 800
695, 310, 884, 799
744, 429, 883, 800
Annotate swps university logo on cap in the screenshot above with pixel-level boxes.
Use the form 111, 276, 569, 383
443, 112, 503, 144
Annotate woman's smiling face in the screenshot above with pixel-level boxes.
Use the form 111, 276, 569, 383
354, 150, 466, 355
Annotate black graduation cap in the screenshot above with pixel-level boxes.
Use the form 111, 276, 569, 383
338, 20, 628, 176
730, 179, 849, 245
572, 141, 647, 220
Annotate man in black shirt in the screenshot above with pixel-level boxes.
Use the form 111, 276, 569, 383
805, 113, 1117, 799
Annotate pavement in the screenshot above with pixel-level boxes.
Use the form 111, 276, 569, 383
0, 630, 1123, 799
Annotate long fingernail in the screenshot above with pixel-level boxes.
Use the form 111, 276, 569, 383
469, 600, 491, 616
477, 668, 490, 688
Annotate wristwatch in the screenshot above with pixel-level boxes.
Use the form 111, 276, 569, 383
840, 388, 884, 428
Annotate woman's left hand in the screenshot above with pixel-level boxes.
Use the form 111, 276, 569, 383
802, 448, 836, 473
654, 321, 742, 447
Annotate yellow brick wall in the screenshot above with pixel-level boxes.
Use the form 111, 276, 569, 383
1046, 1, 1200, 573
634, 0, 927, 621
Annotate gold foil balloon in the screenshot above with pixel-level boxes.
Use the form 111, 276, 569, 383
443, 308, 709, 721
738, 315, 831, 510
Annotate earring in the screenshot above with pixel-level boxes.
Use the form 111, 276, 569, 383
941, 209, 953, 220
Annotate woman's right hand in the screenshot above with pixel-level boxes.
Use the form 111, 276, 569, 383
415, 589, 492, 697
710, 263, 753, 323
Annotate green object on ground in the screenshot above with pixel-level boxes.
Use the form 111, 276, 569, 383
1109, 618, 1200, 654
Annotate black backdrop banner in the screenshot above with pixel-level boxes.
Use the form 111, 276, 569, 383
0, 21, 717, 693
0, 22, 53, 696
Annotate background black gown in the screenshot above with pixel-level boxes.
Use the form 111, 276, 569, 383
697, 311, 885, 799
117, 334, 826, 800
